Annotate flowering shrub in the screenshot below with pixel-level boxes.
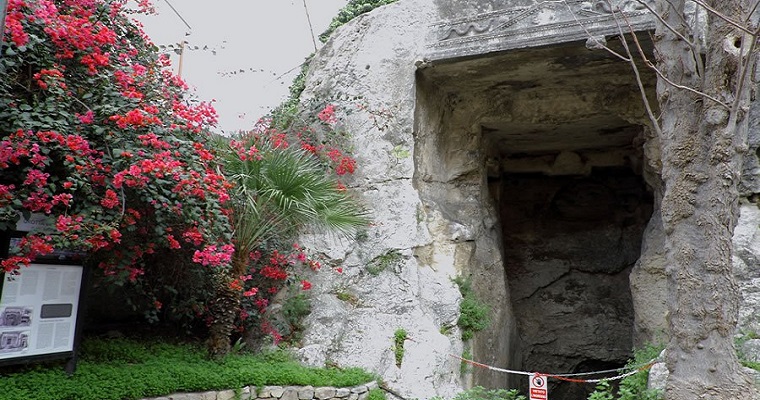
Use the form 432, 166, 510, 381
2, 1, 366, 352
213, 123, 365, 348
0, 1, 232, 298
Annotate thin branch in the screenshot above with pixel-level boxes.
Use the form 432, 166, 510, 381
747, 0, 760, 24
606, 1, 663, 136
634, 0, 693, 46
647, 58, 730, 108
613, 1, 731, 110
730, 31, 757, 119
634, 0, 704, 77
561, 0, 631, 62
301, 0, 318, 53
689, 0, 755, 35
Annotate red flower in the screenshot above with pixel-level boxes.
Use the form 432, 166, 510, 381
100, 189, 119, 209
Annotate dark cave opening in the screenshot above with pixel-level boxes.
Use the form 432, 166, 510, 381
489, 164, 653, 398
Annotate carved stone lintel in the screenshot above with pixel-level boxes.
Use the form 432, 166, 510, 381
429, 0, 656, 60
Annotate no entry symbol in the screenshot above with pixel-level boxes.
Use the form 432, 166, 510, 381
529, 373, 548, 400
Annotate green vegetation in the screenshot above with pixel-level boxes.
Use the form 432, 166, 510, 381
336, 290, 360, 306
452, 276, 491, 341
366, 249, 404, 275
319, 0, 399, 43
0, 337, 376, 400
736, 330, 760, 371
269, 58, 313, 131
368, 388, 388, 400
432, 386, 527, 400
460, 347, 473, 375
393, 328, 408, 367
279, 292, 313, 344
586, 343, 664, 400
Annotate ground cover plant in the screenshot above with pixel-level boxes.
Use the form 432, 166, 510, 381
0, 337, 378, 400
586, 343, 664, 400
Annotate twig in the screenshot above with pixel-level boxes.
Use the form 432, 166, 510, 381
747, 0, 760, 24
646, 57, 730, 108
606, 1, 663, 136
561, 0, 630, 62
689, 0, 755, 35
730, 30, 758, 120
612, 1, 731, 110
634, 0, 704, 77
634, 0, 693, 46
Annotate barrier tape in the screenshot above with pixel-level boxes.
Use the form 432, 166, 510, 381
451, 354, 657, 384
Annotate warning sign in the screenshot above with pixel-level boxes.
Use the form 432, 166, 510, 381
529, 373, 548, 400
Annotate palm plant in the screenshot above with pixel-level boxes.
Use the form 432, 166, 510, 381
207, 133, 367, 357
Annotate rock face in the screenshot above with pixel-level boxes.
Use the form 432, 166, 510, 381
498, 172, 652, 398
293, 0, 760, 398
296, 2, 468, 398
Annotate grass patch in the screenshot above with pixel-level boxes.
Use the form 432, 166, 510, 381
368, 388, 387, 400
0, 337, 376, 400
452, 276, 490, 341
393, 328, 407, 368
366, 249, 403, 276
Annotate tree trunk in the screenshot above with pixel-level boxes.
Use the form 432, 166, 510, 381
654, 0, 757, 398
206, 248, 249, 358
207, 270, 240, 358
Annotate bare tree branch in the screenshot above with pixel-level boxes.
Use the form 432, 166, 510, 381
634, 0, 704, 77
606, 1, 663, 135
747, 0, 760, 24
690, 0, 755, 35
561, 0, 631, 62
730, 31, 758, 118
613, 1, 731, 109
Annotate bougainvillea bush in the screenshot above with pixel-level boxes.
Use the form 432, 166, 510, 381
1, 0, 366, 354
209, 117, 366, 353
0, 0, 233, 320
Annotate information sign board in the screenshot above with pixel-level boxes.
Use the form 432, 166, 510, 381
0, 263, 84, 361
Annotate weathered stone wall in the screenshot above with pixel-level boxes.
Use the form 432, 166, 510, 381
414, 73, 519, 390
293, 1, 470, 399
496, 170, 652, 398
142, 382, 378, 400
292, 0, 760, 398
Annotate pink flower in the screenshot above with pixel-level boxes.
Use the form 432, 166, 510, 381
317, 104, 337, 124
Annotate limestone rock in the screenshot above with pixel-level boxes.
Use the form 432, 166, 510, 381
742, 339, 760, 363
734, 204, 760, 335
314, 387, 336, 400
647, 362, 668, 392
281, 388, 298, 400
216, 390, 236, 400
298, 386, 314, 400
268, 387, 285, 398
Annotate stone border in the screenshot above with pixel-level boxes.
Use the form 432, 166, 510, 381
143, 381, 379, 400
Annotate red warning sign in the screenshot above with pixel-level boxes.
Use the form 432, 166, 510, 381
529, 373, 548, 400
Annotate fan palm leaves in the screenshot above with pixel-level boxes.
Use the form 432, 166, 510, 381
219, 134, 367, 273
206, 133, 367, 357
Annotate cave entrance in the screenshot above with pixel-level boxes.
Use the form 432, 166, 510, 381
492, 164, 653, 398
416, 38, 656, 398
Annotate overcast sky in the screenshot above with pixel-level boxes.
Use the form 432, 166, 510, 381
137, 0, 348, 134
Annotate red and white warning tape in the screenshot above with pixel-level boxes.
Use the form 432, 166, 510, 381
451, 354, 657, 384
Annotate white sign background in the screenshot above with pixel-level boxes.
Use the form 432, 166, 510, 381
529, 373, 548, 400
0, 264, 83, 361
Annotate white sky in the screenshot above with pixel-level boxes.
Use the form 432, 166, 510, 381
137, 0, 348, 134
